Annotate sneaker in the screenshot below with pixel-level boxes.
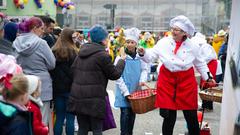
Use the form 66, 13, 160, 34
198, 108, 213, 112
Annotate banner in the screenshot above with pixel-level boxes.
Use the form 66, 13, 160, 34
219, 0, 240, 134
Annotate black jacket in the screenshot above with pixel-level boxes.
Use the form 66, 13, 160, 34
67, 43, 125, 119
42, 33, 56, 48
50, 51, 77, 97
0, 38, 15, 56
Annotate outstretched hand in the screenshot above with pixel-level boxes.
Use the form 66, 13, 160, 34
137, 47, 145, 56
119, 47, 127, 60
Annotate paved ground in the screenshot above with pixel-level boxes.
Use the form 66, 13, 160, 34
103, 80, 221, 135
72, 80, 221, 135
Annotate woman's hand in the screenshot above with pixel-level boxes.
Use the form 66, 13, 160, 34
119, 47, 127, 60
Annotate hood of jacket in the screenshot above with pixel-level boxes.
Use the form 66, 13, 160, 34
79, 43, 106, 58
13, 33, 43, 56
0, 101, 17, 125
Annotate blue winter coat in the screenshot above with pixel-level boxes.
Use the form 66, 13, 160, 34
0, 101, 33, 135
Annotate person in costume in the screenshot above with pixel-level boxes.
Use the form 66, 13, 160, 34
114, 27, 148, 135
137, 15, 215, 135
191, 32, 220, 111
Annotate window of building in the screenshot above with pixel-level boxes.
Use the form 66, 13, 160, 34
78, 16, 90, 28
140, 17, 153, 30
96, 16, 108, 26
116, 17, 134, 28
0, 0, 6, 9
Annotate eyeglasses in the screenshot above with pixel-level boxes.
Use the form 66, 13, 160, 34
171, 28, 184, 32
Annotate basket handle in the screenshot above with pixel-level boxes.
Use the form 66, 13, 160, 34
141, 83, 152, 90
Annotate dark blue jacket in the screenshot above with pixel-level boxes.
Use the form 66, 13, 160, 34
0, 101, 33, 135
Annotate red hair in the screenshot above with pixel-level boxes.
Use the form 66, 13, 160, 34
24, 17, 43, 32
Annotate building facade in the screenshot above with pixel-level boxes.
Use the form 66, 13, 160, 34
69, 0, 231, 34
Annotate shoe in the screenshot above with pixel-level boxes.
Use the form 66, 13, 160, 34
205, 108, 213, 112
198, 108, 213, 112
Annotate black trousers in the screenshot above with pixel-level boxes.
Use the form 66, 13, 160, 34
202, 100, 213, 110
160, 109, 200, 135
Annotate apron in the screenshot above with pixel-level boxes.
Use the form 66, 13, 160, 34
155, 65, 198, 110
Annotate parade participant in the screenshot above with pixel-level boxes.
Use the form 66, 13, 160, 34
13, 17, 56, 126
137, 15, 215, 135
25, 75, 48, 135
67, 24, 126, 135
0, 74, 33, 135
191, 32, 219, 111
51, 27, 78, 135
114, 27, 148, 135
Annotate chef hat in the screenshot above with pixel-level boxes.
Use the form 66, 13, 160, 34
124, 27, 141, 44
170, 15, 195, 36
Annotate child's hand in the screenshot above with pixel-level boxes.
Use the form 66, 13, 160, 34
137, 47, 145, 56
139, 82, 146, 86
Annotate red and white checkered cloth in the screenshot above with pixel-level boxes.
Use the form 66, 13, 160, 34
129, 89, 157, 99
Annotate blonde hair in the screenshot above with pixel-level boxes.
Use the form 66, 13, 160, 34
2, 74, 28, 101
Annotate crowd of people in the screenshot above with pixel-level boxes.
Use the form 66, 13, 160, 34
0, 12, 229, 135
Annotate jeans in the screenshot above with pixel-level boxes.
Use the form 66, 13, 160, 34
77, 114, 103, 135
120, 107, 136, 135
54, 95, 75, 135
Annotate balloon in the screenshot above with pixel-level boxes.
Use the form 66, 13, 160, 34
60, 1, 65, 7
68, 5, 75, 10
62, 8, 67, 14
37, 3, 42, 8
14, 0, 18, 4
20, 4, 24, 9
23, 0, 28, 4
19, 0, 24, 5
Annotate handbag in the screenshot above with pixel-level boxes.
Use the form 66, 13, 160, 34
102, 96, 117, 131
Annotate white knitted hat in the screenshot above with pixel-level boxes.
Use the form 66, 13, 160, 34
26, 75, 40, 95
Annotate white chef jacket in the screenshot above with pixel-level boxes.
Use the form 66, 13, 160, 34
141, 37, 209, 80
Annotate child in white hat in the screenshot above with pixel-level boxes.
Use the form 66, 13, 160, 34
25, 75, 48, 135
114, 27, 148, 135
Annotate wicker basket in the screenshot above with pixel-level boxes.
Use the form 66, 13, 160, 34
199, 87, 222, 103
128, 88, 157, 114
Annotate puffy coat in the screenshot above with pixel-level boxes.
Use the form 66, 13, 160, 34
67, 43, 125, 119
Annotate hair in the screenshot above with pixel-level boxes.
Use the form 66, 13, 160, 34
2, 74, 28, 101
40, 16, 55, 27
4, 22, 19, 42
19, 17, 43, 33
52, 27, 78, 61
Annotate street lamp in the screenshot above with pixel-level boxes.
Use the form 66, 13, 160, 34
104, 4, 117, 29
